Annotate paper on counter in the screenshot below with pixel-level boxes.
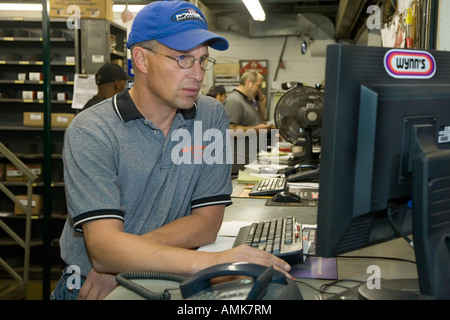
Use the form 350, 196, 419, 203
197, 221, 253, 252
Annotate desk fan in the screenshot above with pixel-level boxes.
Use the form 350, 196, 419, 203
274, 86, 323, 166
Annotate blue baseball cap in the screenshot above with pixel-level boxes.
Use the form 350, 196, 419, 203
126, 1, 229, 51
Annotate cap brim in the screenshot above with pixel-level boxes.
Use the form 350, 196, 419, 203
158, 28, 229, 52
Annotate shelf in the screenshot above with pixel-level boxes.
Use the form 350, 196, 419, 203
0, 80, 74, 85
1, 181, 65, 188
0, 125, 67, 132
0, 153, 62, 160
0, 36, 74, 43
0, 237, 63, 247
0, 98, 72, 105
0, 17, 126, 274
0, 60, 75, 66
0, 212, 67, 221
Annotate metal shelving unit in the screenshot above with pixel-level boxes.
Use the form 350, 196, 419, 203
0, 16, 127, 298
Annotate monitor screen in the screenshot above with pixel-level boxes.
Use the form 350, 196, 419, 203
315, 44, 450, 299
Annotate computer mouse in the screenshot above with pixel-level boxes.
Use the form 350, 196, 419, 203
272, 191, 301, 203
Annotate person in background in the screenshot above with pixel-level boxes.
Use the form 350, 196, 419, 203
81, 62, 128, 111
206, 84, 227, 103
223, 70, 272, 132
52, 1, 290, 300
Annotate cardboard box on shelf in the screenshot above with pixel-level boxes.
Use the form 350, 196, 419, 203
23, 112, 44, 127
29, 72, 43, 81
14, 194, 43, 215
0, 162, 5, 181
55, 75, 68, 82
214, 64, 240, 76
5, 164, 24, 181
49, 0, 114, 21
51, 113, 74, 128
24, 163, 42, 181
56, 92, 68, 101
22, 91, 37, 100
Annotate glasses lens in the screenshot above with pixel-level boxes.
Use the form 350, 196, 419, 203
176, 55, 215, 70
202, 58, 215, 70
176, 55, 195, 69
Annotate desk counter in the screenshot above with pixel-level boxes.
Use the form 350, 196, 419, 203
106, 188, 417, 300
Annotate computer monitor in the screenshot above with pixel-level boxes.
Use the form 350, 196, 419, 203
315, 44, 450, 299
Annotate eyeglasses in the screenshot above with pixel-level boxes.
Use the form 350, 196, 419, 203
142, 47, 216, 71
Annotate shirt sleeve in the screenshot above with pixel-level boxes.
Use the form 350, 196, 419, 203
63, 118, 125, 232
223, 96, 244, 126
190, 100, 233, 209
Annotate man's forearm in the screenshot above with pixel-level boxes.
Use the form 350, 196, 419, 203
142, 204, 225, 249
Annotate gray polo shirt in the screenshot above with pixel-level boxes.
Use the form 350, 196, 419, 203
59, 90, 232, 277
223, 89, 261, 127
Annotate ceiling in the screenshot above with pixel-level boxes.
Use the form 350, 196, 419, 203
4, 0, 377, 41
111, 0, 377, 42
197, 0, 341, 23
198, 0, 341, 40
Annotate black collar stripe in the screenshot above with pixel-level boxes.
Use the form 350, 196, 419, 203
113, 90, 197, 123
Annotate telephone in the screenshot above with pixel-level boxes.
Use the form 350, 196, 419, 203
181, 262, 302, 300
115, 262, 302, 300
283, 164, 320, 182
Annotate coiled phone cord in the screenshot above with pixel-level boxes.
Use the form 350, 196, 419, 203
115, 272, 187, 300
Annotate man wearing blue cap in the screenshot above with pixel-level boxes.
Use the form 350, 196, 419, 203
52, 0, 290, 300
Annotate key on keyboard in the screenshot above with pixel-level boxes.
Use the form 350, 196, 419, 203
248, 177, 287, 196
233, 217, 303, 264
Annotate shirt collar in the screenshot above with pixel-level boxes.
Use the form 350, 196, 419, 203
113, 89, 197, 123
233, 88, 251, 101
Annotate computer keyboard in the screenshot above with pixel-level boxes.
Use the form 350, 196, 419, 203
232, 217, 303, 264
248, 177, 287, 196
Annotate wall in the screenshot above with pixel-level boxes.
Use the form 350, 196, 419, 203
111, 12, 332, 98
203, 33, 333, 120
208, 32, 332, 90
437, 0, 450, 51
110, 12, 333, 120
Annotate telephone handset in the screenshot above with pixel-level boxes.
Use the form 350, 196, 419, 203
180, 262, 303, 300
115, 262, 302, 300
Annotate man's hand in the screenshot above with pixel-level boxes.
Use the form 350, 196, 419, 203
208, 245, 291, 277
77, 268, 118, 300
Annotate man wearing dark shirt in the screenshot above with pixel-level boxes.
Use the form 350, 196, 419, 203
81, 62, 128, 111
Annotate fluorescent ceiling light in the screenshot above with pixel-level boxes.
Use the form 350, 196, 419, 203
0, 3, 145, 13
242, 0, 266, 21
0, 3, 42, 11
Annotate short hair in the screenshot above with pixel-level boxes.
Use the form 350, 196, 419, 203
206, 85, 226, 97
239, 70, 263, 85
129, 40, 160, 71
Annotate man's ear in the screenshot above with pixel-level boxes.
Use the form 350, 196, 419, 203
114, 79, 122, 91
131, 47, 148, 75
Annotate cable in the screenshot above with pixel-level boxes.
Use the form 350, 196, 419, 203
387, 205, 414, 248
115, 272, 186, 300
318, 279, 364, 295
294, 278, 364, 300
304, 253, 416, 265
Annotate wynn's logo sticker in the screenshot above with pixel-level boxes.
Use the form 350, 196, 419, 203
384, 49, 436, 79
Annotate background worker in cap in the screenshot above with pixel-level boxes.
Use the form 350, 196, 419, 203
81, 62, 128, 111
206, 84, 227, 103
52, 0, 290, 300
